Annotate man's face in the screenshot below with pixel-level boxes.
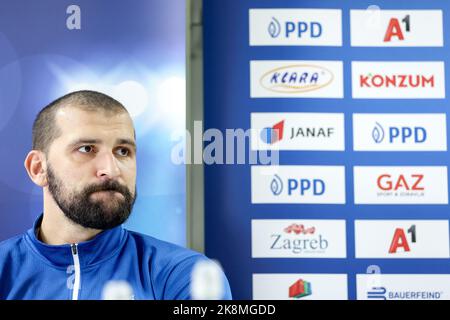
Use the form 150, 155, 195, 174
45, 106, 137, 230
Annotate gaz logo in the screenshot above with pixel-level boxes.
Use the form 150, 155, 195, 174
377, 174, 424, 191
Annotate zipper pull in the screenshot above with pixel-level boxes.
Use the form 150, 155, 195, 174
71, 243, 78, 255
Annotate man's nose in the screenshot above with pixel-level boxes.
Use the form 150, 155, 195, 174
95, 151, 121, 180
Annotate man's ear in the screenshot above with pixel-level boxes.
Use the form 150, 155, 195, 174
24, 150, 48, 187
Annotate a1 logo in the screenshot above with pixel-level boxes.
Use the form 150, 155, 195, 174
389, 225, 416, 254
384, 15, 410, 42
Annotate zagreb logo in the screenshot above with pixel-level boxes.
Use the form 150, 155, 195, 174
271, 174, 283, 196
260, 64, 334, 93
268, 17, 282, 38
372, 122, 385, 144
271, 224, 329, 254
260, 120, 284, 144
289, 279, 312, 299
284, 223, 315, 235
360, 73, 434, 88
384, 15, 410, 42
389, 225, 416, 254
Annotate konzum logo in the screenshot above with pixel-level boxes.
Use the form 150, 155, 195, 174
351, 61, 445, 99
359, 73, 434, 88
260, 64, 334, 93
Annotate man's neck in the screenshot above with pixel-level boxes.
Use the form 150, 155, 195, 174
38, 214, 102, 245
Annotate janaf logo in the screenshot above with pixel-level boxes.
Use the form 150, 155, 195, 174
290, 126, 334, 140
260, 120, 285, 144
270, 223, 329, 254
260, 64, 334, 93
260, 119, 335, 144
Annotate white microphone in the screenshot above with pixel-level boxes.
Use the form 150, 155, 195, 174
190, 259, 225, 300
101, 280, 134, 300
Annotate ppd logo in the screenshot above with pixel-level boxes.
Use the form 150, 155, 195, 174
270, 175, 325, 196
372, 123, 427, 144
271, 174, 283, 196
268, 17, 322, 39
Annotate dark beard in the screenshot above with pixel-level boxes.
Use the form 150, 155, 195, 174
47, 164, 136, 230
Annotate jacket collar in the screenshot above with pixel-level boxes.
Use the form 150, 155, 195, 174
25, 214, 127, 268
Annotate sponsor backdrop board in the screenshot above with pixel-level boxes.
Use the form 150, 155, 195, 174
204, 0, 450, 300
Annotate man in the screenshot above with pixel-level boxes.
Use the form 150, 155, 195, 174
0, 90, 232, 300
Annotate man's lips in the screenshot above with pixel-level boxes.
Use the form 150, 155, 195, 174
90, 190, 125, 199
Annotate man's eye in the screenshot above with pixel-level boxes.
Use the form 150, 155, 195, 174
78, 146, 93, 153
116, 147, 130, 157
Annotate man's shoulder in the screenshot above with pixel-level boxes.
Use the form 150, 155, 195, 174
0, 234, 26, 251
124, 229, 205, 263
0, 233, 27, 261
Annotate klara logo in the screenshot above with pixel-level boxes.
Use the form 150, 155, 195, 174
372, 122, 427, 144
389, 225, 416, 254
260, 64, 334, 94
289, 279, 312, 299
260, 120, 284, 144
377, 174, 425, 198
270, 175, 326, 197
384, 15, 410, 43
268, 17, 322, 39
360, 73, 435, 89
271, 224, 329, 255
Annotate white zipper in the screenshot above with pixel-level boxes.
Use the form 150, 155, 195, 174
71, 244, 81, 300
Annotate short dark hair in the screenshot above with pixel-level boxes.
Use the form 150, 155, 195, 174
32, 90, 128, 153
